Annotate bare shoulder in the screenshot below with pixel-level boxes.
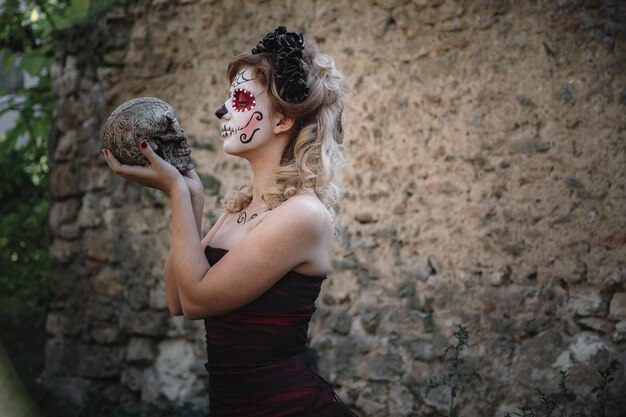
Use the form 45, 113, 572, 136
266, 193, 334, 240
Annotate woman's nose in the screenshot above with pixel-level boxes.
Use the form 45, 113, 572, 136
215, 104, 228, 119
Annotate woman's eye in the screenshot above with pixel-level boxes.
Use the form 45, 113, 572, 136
231, 88, 256, 112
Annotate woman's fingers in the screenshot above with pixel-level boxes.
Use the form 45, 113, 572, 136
102, 148, 152, 180
101, 141, 186, 195
138, 139, 160, 165
182, 168, 201, 181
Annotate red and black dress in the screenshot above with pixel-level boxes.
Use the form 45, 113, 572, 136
203, 245, 360, 417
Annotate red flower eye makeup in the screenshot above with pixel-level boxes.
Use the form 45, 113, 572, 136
232, 88, 256, 112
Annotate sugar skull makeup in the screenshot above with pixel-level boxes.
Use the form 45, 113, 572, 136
216, 68, 268, 146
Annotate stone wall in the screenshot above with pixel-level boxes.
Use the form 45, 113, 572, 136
45, 0, 626, 415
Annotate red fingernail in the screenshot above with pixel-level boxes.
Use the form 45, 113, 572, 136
140, 140, 148, 149
103, 149, 108, 155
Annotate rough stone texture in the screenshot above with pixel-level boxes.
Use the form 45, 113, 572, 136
45, 0, 626, 415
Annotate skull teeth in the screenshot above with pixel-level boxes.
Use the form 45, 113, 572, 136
171, 145, 191, 157
221, 126, 241, 138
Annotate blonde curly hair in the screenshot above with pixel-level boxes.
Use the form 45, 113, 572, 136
222, 39, 348, 219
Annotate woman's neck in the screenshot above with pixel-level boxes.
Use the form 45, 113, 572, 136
244, 130, 290, 211
248, 157, 279, 210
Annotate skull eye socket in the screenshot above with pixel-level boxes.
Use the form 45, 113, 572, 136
232, 88, 256, 112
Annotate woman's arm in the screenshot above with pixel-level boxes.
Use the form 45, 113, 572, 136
171, 194, 332, 319
164, 192, 203, 315
102, 142, 203, 316
102, 143, 332, 320
165, 208, 227, 316
164, 251, 183, 315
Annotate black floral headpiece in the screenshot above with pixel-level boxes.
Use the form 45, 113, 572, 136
251, 26, 309, 104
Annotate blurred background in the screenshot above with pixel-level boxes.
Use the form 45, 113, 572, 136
1, 0, 625, 416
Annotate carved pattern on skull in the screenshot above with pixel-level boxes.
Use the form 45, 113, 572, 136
102, 97, 193, 171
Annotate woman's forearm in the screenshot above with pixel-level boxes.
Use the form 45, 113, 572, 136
164, 250, 183, 315
169, 187, 211, 316
164, 191, 205, 316
191, 194, 204, 238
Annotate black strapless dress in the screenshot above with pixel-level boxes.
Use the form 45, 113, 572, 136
203, 246, 360, 417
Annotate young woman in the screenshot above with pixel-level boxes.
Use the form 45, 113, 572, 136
102, 26, 358, 417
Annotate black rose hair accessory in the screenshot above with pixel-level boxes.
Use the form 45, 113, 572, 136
251, 26, 309, 104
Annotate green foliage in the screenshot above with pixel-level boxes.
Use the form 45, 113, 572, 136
0, 1, 116, 320
424, 324, 482, 417
503, 358, 620, 417
589, 359, 620, 417
429, 326, 622, 417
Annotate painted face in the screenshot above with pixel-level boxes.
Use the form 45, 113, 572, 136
215, 68, 272, 154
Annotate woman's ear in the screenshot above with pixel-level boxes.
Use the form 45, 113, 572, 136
273, 113, 295, 135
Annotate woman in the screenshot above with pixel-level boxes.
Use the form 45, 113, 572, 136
102, 27, 358, 416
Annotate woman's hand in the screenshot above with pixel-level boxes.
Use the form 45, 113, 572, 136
102, 140, 187, 197
181, 168, 204, 202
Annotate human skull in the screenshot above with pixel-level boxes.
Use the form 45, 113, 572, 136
102, 97, 193, 171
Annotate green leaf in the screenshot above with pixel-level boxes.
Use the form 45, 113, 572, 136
20, 51, 48, 75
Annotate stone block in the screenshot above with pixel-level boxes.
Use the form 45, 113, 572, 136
322, 291, 351, 305
85, 302, 116, 323
91, 327, 122, 344
53, 130, 79, 161
78, 193, 103, 228
149, 286, 168, 310
125, 207, 169, 234
104, 50, 127, 65
356, 385, 388, 416
79, 166, 112, 192
120, 310, 170, 336
42, 376, 92, 406
332, 258, 359, 271
516, 329, 564, 368
50, 239, 81, 264
388, 383, 414, 416
58, 223, 81, 240
403, 338, 437, 361
367, 353, 404, 381
329, 309, 352, 335
121, 367, 144, 392
568, 288, 607, 317
49, 199, 81, 232
397, 280, 416, 298
577, 317, 613, 334
126, 337, 157, 364
77, 344, 124, 378
552, 332, 612, 369
46, 312, 82, 336
311, 337, 357, 383
612, 321, 626, 343
96, 67, 120, 86
61, 55, 79, 95
50, 164, 80, 198
126, 284, 149, 311
50, 61, 63, 95
360, 308, 381, 334
152, 339, 199, 401
609, 293, 626, 320
91, 266, 124, 298
83, 231, 117, 262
